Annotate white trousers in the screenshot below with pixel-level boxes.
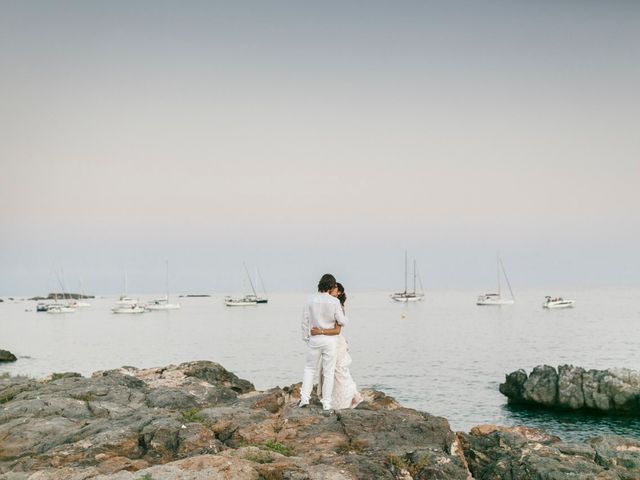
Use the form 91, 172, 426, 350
300, 338, 338, 410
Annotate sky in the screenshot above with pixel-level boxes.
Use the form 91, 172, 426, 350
1, 1, 639, 295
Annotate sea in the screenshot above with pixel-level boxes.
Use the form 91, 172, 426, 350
2, 287, 640, 442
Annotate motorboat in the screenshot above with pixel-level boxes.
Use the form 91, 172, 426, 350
476, 255, 515, 306
36, 303, 49, 312
112, 303, 146, 314
543, 296, 575, 309
112, 295, 145, 313
391, 252, 425, 302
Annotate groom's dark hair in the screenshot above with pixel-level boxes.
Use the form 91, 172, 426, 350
317, 274, 337, 292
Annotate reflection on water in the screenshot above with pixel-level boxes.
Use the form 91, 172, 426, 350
1, 287, 640, 442
504, 404, 640, 442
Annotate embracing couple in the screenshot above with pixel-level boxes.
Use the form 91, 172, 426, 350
299, 273, 363, 414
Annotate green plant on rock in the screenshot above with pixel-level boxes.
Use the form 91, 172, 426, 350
51, 373, 66, 381
244, 450, 274, 464
181, 407, 205, 423
71, 393, 95, 402
0, 391, 16, 404
263, 439, 293, 456
336, 438, 367, 454
137, 473, 154, 480
386, 454, 409, 473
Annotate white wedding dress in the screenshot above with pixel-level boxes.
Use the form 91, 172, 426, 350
317, 334, 362, 409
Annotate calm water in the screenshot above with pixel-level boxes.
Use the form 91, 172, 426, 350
2, 287, 640, 441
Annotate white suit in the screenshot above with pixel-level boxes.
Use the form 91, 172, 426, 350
300, 292, 348, 410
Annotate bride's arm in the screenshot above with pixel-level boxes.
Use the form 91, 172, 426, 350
310, 323, 342, 336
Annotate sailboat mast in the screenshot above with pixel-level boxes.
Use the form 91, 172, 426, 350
500, 257, 516, 300
243, 263, 257, 296
413, 259, 417, 294
404, 251, 408, 294
165, 260, 169, 300
496, 255, 501, 295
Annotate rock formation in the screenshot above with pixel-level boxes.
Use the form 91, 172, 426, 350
1, 361, 640, 479
500, 365, 640, 414
0, 350, 16, 363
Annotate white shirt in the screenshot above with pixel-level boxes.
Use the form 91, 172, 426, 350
301, 292, 348, 343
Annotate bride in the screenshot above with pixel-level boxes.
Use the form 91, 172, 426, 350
311, 283, 363, 409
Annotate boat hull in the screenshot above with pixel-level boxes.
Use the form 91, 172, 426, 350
391, 294, 424, 302
476, 295, 514, 306
543, 300, 574, 309
46, 306, 76, 314
112, 307, 145, 314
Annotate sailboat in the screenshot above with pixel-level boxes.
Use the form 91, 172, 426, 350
112, 272, 145, 314
145, 261, 181, 310
224, 264, 268, 306
69, 278, 91, 308
47, 269, 77, 314
390, 252, 424, 302
476, 255, 515, 305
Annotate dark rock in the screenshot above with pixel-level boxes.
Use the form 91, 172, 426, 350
460, 425, 640, 480
500, 364, 640, 414
0, 350, 17, 362
2, 361, 640, 479
45, 292, 94, 299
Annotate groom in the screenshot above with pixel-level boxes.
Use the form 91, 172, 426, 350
299, 273, 348, 412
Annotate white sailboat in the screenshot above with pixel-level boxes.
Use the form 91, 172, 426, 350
476, 255, 515, 305
145, 261, 181, 310
391, 252, 424, 302
112, 272, 145, 314
47, 269, 77, 314
224, 264, 268, 306
69, 278, 91, 308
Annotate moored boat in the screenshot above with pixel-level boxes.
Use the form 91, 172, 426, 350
476, 255, 515, 306
391, 252, 425, 302
224, 295, 258, 306
543, 296, 575, 309
46, 303, 76, 314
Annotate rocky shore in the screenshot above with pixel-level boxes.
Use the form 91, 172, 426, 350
0, 351, 16, 363
1, 361, 640, 479
500, 365, 640, 414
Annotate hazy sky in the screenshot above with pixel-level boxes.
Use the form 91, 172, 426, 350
1, 1, 639, 295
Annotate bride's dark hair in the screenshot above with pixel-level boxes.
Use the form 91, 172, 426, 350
336, 282, 347, 306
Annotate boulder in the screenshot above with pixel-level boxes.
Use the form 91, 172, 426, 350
460, 425, 640, 480
500, 364, 640, 414
0, 350, 17, 362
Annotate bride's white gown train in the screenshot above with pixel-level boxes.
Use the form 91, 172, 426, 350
318, 335, 362, 409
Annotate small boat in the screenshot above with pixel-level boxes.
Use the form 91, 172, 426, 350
145, 296, 181, 310
224, 295, 258, 307
543, 296, 575, 309
145, 261, 181, 310
46, 303, 76, 314
391, 252, 424, 302
224, 264, 268, 306
111, 272, 145, 313
476, 293, 514, 306
36, 303, 49, 312
112, 303, 146, 314
69, 299, 91, 308
476, 255, 515, 306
